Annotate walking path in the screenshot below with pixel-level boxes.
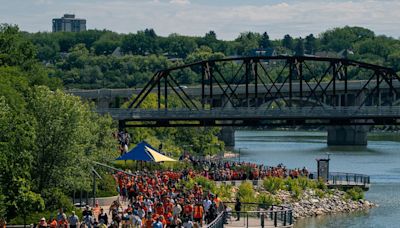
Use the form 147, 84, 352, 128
225, 217, 293, 227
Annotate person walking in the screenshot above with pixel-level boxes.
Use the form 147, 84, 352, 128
37, 218, 47, 228
68, 211, 79, 228
83, 212, 94, 228
98, 208, 108, 225
193, 202, 204, 227
234, 198, 241, 221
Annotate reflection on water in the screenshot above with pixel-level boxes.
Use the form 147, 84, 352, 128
235, 130, 400, 227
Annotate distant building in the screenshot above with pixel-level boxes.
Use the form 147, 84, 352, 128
251, 48, 276, 57
52, 14, 86, 32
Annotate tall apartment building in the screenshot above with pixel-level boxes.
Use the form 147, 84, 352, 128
52, 14, 86, 32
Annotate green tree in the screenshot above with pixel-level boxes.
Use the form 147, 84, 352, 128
234, 32, 261, 56
28, 86, 116, 192
294, 38, 305, 56
259, 32, 273, 49
0, 24, 37, 68
282, 34, 293, 50
305, 34, 317, 55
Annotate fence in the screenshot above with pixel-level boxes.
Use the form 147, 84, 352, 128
309, 172, 370, 189
223, 203, 293, 227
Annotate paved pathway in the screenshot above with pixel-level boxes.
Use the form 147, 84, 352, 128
225, 216, 293, 228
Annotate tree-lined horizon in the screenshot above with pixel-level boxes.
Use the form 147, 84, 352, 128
16, 25, 400, 89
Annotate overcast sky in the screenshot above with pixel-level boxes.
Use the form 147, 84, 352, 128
1, 0, 399, 40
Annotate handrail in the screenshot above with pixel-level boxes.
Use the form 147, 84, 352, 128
96, 106, 400, 121
206, 209, 225, 228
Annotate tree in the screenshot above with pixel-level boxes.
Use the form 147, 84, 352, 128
259, 32, 273, 49
28, 86, 117, 192
0, 97, 41, 220
0, 24, 37, 68
320, 26, 375, 52
282, 34, 294, 50
14, 179, 45, 226
294, 38, 305, 56
121, 29, 159, 55
235, 32, 261, 55
305, 34, 317, 55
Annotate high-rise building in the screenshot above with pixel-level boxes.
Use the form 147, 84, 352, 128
52, 14, 86, 32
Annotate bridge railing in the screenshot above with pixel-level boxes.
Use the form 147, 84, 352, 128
97, 106, 400, 120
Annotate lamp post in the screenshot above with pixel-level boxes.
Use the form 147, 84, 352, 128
238, 147, 247, 163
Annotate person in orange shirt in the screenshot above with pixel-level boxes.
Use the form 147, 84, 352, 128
49, 218, 57, 228
193, 202, 204, 226
144, 213, 153, 228
155, 202, 165, 216
158, 215, 167, 227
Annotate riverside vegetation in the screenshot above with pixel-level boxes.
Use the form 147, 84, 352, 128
174, 175, 373, 220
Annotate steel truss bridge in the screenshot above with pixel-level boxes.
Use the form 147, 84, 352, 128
94, 56, 400, 128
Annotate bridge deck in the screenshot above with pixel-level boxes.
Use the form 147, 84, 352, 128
96, 106, 400, 127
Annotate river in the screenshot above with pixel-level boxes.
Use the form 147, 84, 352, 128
235, 130, 400, 228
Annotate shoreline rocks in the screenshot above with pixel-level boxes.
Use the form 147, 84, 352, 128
274, 189, 376, 220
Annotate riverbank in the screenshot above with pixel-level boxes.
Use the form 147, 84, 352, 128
227, 183, 376, 222
275, 188, 376, 219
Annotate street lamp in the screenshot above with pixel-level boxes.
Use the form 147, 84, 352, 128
238, 147, 247, 163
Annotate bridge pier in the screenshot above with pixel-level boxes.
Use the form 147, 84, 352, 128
219, 127, 235, 147
327, 126, 368, 146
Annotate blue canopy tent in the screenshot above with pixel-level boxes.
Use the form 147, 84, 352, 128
115, 141, 176, 163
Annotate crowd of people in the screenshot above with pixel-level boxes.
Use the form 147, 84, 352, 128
111, 170, 223, 228
36, 209, 97, 228
32, 137, 312, 228
186, 157, 310, 181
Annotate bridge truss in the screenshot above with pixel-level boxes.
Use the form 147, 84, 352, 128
121, 56, 400, 127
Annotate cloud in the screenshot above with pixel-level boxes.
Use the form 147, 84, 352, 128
169, 0, 190, 5
0, 0, 399, 40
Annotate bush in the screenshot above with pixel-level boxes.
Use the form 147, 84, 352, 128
315, 189, 325, 198
346, 187, 364, 201
283, 178, 303, 199
257, 193, 281, 208
297, 177, 317, 190
97, 173, 118, 197
263, 177, 284, 194
183, 176, 216, 193
41, 188, 74, 211
316, 179, 328, 191
237, 181, 256, 203
194, 176, 217, 192
215, 184, 233, 201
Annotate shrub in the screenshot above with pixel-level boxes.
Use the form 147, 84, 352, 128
284, 178, 303, 199
237, 181, 256, 203
346, 187, 364, 201
41, 188, 74, 211
297, 176, 317, 190
263, 177, 284, 194
194, 176, 217, 193
257, 193, 281, 208
315, 189, 325, 198
316, 178, 328, 191
215, 184, 233, 201
97, 173, 118, 197
183, 176, 217, 193
291, 184, 303, 199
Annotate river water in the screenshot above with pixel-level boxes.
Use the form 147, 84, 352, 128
235, 130, 400, 228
